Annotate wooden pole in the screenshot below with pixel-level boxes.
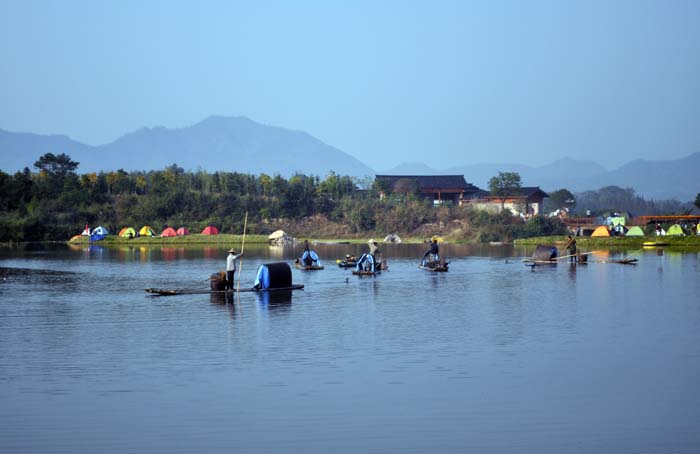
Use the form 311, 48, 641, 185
236, 211, 248, 300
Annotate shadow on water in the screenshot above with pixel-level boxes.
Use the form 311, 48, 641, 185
258, 290, 293, 313
209, 290, 293, 317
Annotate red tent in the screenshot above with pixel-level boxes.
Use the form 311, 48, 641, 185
176, 227, 190, 236
161, 227, 177, 237
201, 225, 220, 235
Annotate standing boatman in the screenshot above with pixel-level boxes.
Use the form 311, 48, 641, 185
564, 235, 577, 263
226, 248, 244, 290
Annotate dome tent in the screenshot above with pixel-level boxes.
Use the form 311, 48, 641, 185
92, 226, 109, 236
201, 226, 220, 235
591, 226, 610, 237
625, 226, 645, 237
119, 227, 136, 238
139, 226, 156, 237
176, 227, 190, 236
161, 227, 177, 237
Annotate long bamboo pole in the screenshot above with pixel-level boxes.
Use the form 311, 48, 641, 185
236, 211, 248, 300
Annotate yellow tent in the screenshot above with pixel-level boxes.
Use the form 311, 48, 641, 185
591, 226, 610, 237
139, 225, 156, 236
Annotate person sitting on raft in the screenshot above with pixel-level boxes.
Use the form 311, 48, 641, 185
302, 240, 313, 266
422, 236, 439, 265
300, 240, 321, 267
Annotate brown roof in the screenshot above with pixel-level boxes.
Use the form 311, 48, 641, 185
375, 175, 480, 192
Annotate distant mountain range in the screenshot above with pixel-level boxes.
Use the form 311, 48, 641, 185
1, 116, 697, 201
380, 154, 700, 202
0, 116, 373, 178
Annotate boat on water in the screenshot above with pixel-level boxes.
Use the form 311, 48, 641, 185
337, 260, 357, 268
295, 263, 325, 271
149, 262, 305, 296
643, 241, 669, 247
419, 260, 449, 272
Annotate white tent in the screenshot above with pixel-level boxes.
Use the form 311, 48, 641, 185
383, 234, 402, 243
268, 230, 287, 240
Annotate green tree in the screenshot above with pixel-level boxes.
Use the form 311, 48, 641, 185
695, 193, 700, 210
33, 153, 79, 177
545, 188, 576, 213
487, 171, 522, 211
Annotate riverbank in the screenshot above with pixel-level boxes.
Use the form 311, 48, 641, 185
515, 235, 700, 249
64, 234, 431, 246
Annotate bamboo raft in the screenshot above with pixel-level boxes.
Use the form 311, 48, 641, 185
294, 264, 324, 271
337, 260, 357, 268
418, 263, 449, 272
145, 284, 304, 296
523, 252, 593, 265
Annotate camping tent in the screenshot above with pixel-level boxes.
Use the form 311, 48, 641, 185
81, 224, 91, 236
139, 226, 156, 236
89, 232, 105, 242
161, 227, 177, 237
93, 226, 109, 236
201, 226, 220, 235
591, 226, 610, 237
383, 234, 402, 243
667, 224, 685, 236
268, 230, 287, 240
119, 227, 136, 238
625, 226, 645, 237
176, 227, 190, 236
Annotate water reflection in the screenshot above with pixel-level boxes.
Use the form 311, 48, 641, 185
258, 290, 293, 313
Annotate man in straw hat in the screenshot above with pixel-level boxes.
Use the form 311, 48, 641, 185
226, 248, 244, 290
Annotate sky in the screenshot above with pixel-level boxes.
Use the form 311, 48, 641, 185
1, 0, 699, 170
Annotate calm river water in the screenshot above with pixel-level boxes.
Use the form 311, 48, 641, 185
1, 242, 699, 453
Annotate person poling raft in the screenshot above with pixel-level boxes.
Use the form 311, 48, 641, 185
145, 262, 304, 296
295, 240, 324, 270
523, 244, 593, 267
419, 236, 449, 272
353, 239, 387, 276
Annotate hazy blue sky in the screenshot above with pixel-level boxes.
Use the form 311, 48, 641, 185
2, 0, 699, 170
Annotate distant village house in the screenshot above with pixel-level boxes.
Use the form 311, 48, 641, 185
468, 187, 549, 216
374, 175, 482, 206
374, 174, 548, 216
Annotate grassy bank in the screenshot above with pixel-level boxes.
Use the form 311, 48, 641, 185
65, 234, 433, 246
515, 235, 700, 249
68, 234, 270, 245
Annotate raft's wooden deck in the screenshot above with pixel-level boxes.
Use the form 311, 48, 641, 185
145, 284, 304, 296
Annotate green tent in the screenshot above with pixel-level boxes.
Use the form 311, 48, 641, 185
625, 226, 645, 237
610, 217, 626, 227
119, 227, 136, 238
667, 224, 685, 236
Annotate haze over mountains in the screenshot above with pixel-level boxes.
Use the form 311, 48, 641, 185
0, 116, 373, 179
381, 154, 699, 202
1, 116, 697, 202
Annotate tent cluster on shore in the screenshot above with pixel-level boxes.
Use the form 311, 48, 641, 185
70, 225, 221, 242
588, 223, 698, 237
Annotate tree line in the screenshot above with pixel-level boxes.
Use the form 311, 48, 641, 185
1, 153, 694, 242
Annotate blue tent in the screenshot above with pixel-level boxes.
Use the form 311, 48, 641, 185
356, 253, 376, 272
89, 232, 105, 242
301, 250, 321, 267
93, 226, 109, 235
